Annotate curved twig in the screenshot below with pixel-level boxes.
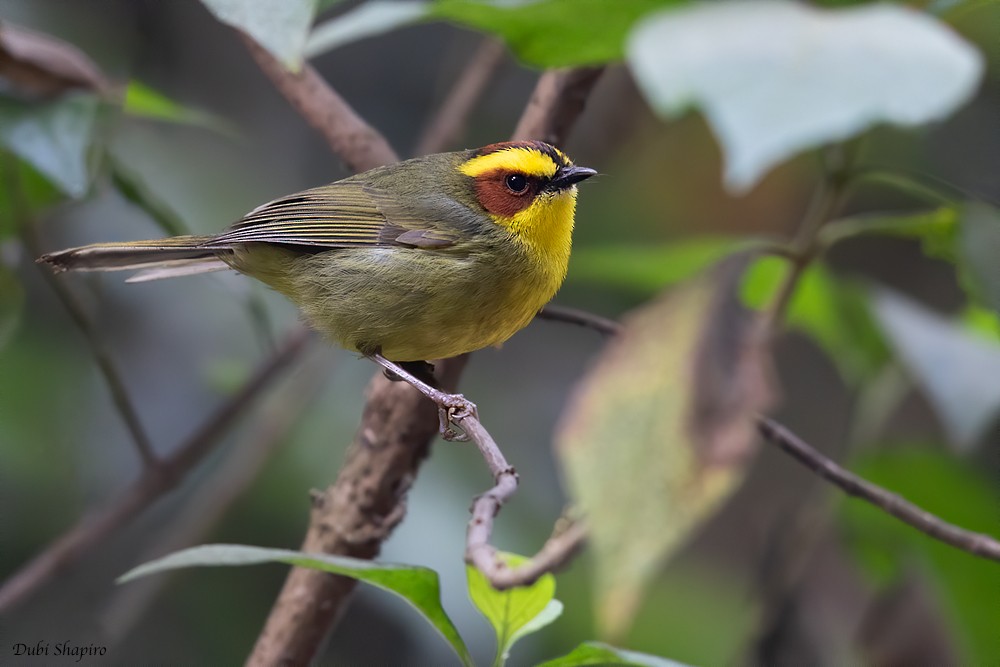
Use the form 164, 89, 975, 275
0, 327, 311, 613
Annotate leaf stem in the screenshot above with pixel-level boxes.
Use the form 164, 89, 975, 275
760, 147, 854, 338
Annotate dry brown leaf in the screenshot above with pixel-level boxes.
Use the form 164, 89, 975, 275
0, 22, 110, 99
554, 255, 774, 639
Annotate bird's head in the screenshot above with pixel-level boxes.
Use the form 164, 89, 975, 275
457, 141, 596, 259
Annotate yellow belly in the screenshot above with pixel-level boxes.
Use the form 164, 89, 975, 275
229, 243, 566, 361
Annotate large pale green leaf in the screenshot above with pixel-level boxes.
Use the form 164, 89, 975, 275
555, 260, 772, 639
872, 289, 1000, 450
199, 0, 317, 69
306, 1, 430, 58
840, 448, 1000, 663
0, 94, 98, 197
538, 641, 693, 667
120, 544, 473, 667
628, 1, 983, 192
466, 552, 561, 667
0, 263, 24, 351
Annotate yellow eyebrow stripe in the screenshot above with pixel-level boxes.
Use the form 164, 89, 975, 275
459, 147, 561, 179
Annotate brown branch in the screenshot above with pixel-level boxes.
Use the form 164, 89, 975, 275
0, 327, 311, 613
240, 34, 396, 173
247, 356, 467, 667
244, 36, 603, 661
756, 417, 1000, 562
415, 37, 506, 156
512, 67, 603, 143
462, 409, 587, 589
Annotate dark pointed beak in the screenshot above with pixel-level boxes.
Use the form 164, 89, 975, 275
548, 165, 598, 191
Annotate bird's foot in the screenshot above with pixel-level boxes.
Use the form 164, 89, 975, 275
436, 393, 478, 442
368, 353, 476, 440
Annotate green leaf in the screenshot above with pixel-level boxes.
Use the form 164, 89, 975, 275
0, 263, 25, 350
819, 207, 959, 261
872, 288, 1000, 450
960, 304, 1000, 342
305, 0, 680, 66
840, 447, 1000, 663
567, 237, 745, 293
742, 257, 890, 384
628, 2, 983, 192
431, 0, 677, 67
555, 260, 773, 639
306, 1, 431, 59
538, 641, 693, 667
199, 0, 318, 70
0, 159, 61, 236
120, 544, 473, 667
466, 552, 561, 667
0, 94, 98, 197
957, 202, 1000, 315
123, 81, 237, 137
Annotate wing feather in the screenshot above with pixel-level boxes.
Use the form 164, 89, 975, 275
207, 180, 461, 250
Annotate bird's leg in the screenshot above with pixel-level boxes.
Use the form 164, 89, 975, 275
382, 360, 436, 386
368, 353, 478, 441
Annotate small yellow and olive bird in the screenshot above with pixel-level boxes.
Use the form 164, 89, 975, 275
40, 141, 595, 412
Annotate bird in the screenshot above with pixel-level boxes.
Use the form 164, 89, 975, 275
39, 140, 596, 428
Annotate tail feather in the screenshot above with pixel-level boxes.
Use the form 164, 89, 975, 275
125, 258, 231, 283
38, 236, 229, 273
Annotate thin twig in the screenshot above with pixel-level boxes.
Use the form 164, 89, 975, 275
5, 158, 158, 468
537, 304, 620, 336
102, 349, 332, 642
757, 417, 1000, 561
0, 327, 311, 613
759, 155, 852, 339
461, 411, 587, 589
415, 37, 506, 156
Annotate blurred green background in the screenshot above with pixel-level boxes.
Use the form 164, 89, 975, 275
1, 0, 998, 665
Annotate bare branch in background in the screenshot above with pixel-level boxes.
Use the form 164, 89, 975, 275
757, 417, 1000, 562
4, 158, 158, 468
537, 303, 620, 337
415, 37, 507, 156
101, 350, 333, 642
512, 67, 603, 143
0, 327, 311, 613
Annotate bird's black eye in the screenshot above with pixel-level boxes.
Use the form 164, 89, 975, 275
505, 173, 528, 194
